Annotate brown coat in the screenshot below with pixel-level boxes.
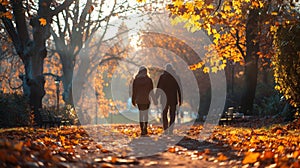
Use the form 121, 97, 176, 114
132, 73, 154, 106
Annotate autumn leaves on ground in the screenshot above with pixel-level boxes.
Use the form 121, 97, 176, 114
0, 118, 300, 168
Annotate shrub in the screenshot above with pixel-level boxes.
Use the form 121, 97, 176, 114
0, 93, 30, 127
273, 23, 300, 108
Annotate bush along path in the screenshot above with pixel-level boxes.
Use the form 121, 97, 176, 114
0, 118, 299, 167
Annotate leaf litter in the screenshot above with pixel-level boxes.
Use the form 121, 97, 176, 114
0, 118, 299, 167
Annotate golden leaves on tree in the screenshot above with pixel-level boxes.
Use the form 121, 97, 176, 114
39, 18, 47, 26
0, 0, 9, 6
165, 0, 299, 74
272, 23, 300, 107
0, 11, 13, 19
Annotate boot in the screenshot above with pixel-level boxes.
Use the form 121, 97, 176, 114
144, 122, 148, 135
141, 122, 148, 136
140, 122, 145, 135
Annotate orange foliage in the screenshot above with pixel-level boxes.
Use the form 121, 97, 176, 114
164, 0, 299, 72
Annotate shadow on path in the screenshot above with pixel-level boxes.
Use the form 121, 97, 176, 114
176, 136, 242, 160
128, 135, 183, 157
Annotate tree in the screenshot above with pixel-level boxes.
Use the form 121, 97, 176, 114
273, 23, 300, 108
50, 0, 144, 106
0, 27, 22, 94
0, 0, 74, 124
162, 0, 299, 114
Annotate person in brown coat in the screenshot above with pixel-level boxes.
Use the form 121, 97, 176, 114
157, 64, 182, 135
132, 66, 154, 136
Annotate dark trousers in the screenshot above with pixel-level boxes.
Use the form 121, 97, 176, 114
137, 104, 149, 135
162, 104, 176, 133
137, 104, 149, 122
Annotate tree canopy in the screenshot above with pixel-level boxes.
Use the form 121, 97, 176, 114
166, 0, 299, 72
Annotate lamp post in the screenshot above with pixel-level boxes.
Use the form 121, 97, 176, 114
110, 102, 114, 124
95, 92, 99, 125
54, 77, 60, 113
231, 61, 235, 94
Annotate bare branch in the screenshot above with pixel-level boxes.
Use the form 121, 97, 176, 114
213, 0, 222, 14
235, 29, 246, 58
0, 4, 22, 57
50, 0, 75, 17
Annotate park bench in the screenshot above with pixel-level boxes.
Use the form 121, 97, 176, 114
39, 110, 70, 128
219, 107, 244, 126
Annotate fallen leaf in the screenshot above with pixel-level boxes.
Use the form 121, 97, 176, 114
168, 146, 176, 153
6, 155, 18, 164
204, 148, 210, 154
96, 144, 103, 149
75, 133, 82, 139
217, 153, 228, 161
80, 145, 89, 150
261, 151, 274, 160
293, 160, 299, 168
278, 145, 285, 153
101, 148, 110, 153
242, 152, 260, 164
101, 163, 114, 168
14, 141, 24, 152
293, 151, 300, 158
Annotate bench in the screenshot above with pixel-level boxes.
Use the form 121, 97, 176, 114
219, 107, 244, 126
39, 110, 68, 128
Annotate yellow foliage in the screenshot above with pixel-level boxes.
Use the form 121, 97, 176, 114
171, 16, 184, 26
173, 0, 183, 7
0, 12, 13, 19
165, 0, 298, 75
251, 1, 260, 8
203, 67, 210, 73
207, 4, 214, 9
185, 2, 194, 12
223, 5, 231, 12
273, 24, 300, 107
219, 63, 226, 70
0, 0, 9, 6
211, 67, 218, 73
270, 25, 278, 33
259, 1, 264, 8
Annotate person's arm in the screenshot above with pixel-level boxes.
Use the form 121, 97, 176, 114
156, 76, 163, 101
177, 77, 182, 106
132, 79, 136, 106
149, 79, 157, 105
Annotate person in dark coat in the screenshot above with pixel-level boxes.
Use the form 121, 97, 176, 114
157, 64, 182, 135
132, 66, 154, 136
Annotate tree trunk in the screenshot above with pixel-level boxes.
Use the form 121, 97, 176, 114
240, 9, 260, 115
2, 0, 74, 125
61, 53, 74, 106
26, 14, 50, 124
19, 55, 46, 126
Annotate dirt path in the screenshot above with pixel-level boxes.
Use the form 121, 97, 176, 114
4, 120, 298, 168
64, 133, 244, 168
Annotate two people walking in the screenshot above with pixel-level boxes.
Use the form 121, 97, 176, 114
131, 64, 182, 136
